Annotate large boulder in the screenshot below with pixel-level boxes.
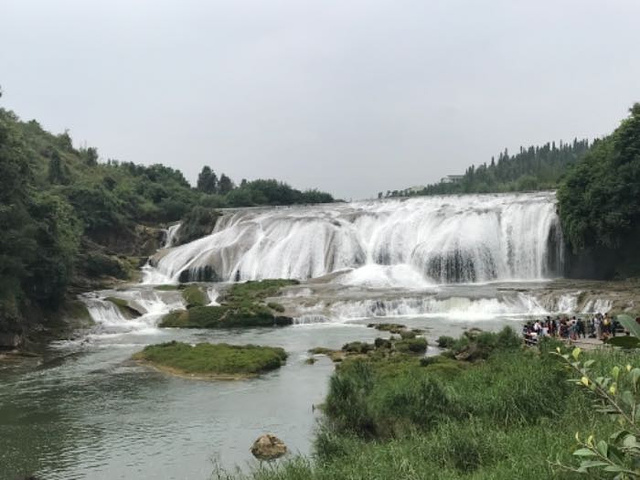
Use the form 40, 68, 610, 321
250, 434, 287, 460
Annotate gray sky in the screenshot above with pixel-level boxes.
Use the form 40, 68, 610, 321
1, 0, 639, 200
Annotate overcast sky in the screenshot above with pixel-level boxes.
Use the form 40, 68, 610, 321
1, 0, 639, 199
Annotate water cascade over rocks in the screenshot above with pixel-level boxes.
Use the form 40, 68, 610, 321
145, 192, 564, 285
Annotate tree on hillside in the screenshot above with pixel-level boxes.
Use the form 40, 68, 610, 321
84, 147, 98, 166
197, 166, 218, 194
48, 150, 69, 184
218, 173, 234, 195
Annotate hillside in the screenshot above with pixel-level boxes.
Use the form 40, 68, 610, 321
382, 138, 591, 198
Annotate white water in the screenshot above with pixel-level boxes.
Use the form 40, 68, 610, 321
289, 289, 616, 324
145, 192, 563, 286
80, 289, 185, 342
297, 293, 546, 322
207, 287, 221, 306
163, 223, 181, 248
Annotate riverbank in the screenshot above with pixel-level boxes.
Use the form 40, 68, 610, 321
233, 331, 639, 480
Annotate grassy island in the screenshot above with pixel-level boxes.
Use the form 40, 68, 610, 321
133, 341, 287, 379
160, 279, 297, 329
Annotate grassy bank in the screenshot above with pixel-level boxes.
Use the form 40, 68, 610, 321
219, 329, 640, 479
160, 280, 297, 329
134, 341, 287, 379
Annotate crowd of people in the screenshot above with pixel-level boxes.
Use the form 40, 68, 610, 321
523, 313, 620, 345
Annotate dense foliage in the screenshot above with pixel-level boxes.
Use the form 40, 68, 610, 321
558, 104, 640, 277
381, 139, 591, 198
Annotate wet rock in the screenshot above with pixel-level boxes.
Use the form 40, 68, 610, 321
0, 333, 22, 349
250, 434, 287, 460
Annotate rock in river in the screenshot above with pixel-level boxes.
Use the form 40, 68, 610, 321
250, 434, 287, 460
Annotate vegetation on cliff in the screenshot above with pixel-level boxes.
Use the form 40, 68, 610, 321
133, 340, 287, 378
558, 104, 640, 278
160, 280, 297, 328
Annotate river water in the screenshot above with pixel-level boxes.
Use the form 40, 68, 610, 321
0, 193, 617, 479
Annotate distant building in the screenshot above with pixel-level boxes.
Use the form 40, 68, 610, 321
406, 185, 426, 193
440, 175, 464, 184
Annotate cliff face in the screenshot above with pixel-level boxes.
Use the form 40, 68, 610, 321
563, 229, 640, 281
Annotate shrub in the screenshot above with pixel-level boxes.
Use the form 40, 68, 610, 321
395, 337, 427, 354
436, 335, 456, 349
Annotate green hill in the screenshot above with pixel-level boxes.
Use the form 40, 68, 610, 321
382, 139, 591, 198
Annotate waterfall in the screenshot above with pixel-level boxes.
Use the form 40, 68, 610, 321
81, 289, 185, 339
145, 192, 564, 285
164, 223, 181, 248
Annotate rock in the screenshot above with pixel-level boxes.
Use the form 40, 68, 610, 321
0, 333, 22, 349
250, 434, 287, 460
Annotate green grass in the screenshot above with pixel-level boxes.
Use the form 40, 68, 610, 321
133, 341, 287, 377
216, 328, 640, 480
181, 284, 207, 307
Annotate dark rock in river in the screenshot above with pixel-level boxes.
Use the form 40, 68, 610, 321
250, 434, 287, 460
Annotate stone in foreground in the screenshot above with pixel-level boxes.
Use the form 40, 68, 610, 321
250, 434, 287, 460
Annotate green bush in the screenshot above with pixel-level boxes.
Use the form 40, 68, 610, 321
174, 206, 220, 246
436, 335, 455, 348
181, 284, 207, 308
395, 337, 427, 354
82, 252, 129, 279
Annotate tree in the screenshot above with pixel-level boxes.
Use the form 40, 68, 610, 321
197, 166, 218, 194
48, 150, 68, 184
218, 173, 234, 195
85, 147, 98, 166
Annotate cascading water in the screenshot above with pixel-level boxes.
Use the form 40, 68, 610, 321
80, 289, 185, 341
145, 192, 564, 285
164, 223, 181, 248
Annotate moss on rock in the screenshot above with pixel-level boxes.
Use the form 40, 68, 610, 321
104, 296, 141, 318
181, 285, 208, 308
159, 279, 296, 329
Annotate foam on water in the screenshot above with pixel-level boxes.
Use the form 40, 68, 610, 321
336, 264, 434, 290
